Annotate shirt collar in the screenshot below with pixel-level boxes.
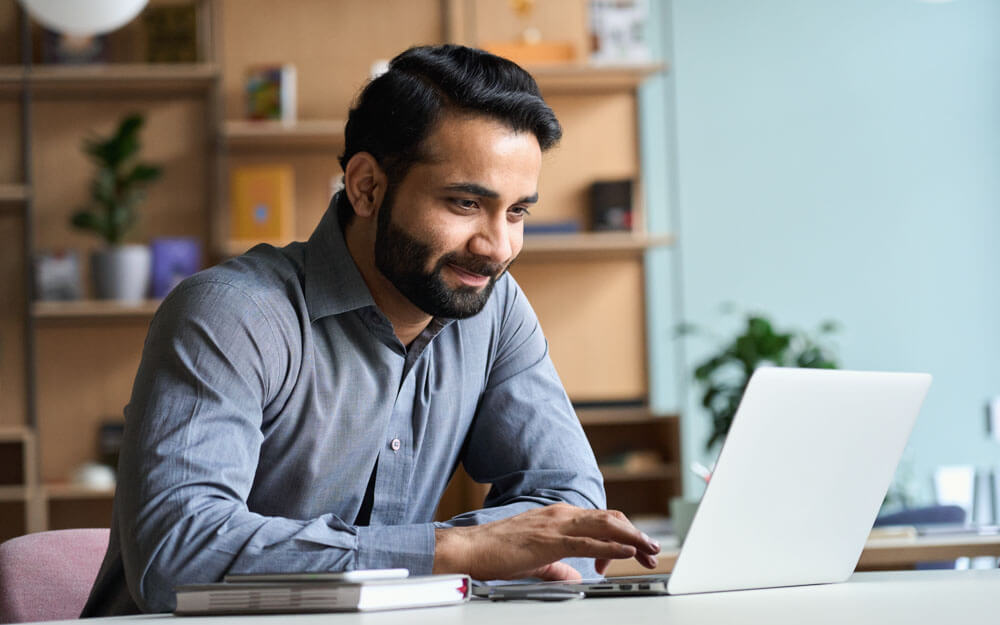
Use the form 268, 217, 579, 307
304, 199, 376, 322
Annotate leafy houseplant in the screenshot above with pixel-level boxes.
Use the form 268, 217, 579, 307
679, 310, 840, 451
71, 113, 162, 300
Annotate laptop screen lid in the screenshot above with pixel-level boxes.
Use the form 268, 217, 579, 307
667, 368, 931, 595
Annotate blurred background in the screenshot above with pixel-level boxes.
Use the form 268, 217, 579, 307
0, 0, 997, 555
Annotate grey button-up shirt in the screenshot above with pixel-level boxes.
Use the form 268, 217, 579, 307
83, 206, 605, 615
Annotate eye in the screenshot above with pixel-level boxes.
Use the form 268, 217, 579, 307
508, 206, 531, 222
452, 198, 479, 211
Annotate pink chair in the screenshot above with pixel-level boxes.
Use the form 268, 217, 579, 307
0, 528, 109, 623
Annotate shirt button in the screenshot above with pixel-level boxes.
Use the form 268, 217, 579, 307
390, 438, 401, 452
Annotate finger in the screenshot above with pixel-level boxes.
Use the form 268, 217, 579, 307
634, 550, 658, 569
531, 561, 584, 582
606, 510, 661, 555
594, 558, 610, 575
569, 511, 660, 555
563, 536, 637, 560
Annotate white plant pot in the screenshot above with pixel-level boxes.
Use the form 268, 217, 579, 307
91, 244, 151, 301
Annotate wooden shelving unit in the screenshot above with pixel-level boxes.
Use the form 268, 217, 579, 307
3, 0, 680, 536
32, 300, 162, 321
1, 0, 220, 540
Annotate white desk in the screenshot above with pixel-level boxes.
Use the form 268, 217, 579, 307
38, 569, 1000, 625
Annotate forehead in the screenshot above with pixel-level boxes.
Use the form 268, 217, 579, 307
412, 113, 542, 192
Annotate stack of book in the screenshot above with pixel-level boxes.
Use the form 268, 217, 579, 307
174, 570, 470, 615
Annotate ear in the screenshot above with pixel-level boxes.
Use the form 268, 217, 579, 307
343, 152, 387, 218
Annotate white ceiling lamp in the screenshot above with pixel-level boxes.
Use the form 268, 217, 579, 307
19, 0, 149, 37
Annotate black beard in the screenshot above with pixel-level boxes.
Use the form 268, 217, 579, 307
373, 193, 509, 319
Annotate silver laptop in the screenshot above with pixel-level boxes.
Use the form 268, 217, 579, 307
482, 368, 932, 597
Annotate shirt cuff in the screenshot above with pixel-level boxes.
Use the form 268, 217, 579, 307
355, 523, 436, 574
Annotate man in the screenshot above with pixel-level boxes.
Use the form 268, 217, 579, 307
82, 44, 659, 616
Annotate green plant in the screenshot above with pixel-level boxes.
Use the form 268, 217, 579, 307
678, 308, 840, 451
70, 113, 163, 245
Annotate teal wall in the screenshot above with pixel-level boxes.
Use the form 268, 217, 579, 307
643, 0, 1000, 498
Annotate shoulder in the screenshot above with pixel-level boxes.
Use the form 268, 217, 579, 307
155, 244, 307, 343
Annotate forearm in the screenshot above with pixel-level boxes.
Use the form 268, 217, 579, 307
122, 495, 436, 612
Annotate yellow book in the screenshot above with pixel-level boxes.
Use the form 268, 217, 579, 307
229, 165, 295, 243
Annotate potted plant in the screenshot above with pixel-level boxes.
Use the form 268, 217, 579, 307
679, 308, 840, 451
71, 113, 162, 301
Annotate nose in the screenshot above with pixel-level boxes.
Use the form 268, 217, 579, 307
468, 212, 515, 265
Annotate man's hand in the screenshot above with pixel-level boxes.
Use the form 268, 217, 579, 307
432, 503, 660, 581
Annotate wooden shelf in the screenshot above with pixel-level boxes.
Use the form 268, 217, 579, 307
0, 184, 29, 206
0, 65, 25, 93
520, 231, 673, 259
0, 486, 31, 502
576, 406, 677, 426
0, 63, 219, 94
42, 483, 115, 500
529, 62, 666, 93
599, 464, 678, 482
223, 119, 346, 148
32, 299, 161, 320
0, 426, 32, 442
220, 232, 672, 261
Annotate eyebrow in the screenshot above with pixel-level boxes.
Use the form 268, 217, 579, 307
443, 182, 538, 204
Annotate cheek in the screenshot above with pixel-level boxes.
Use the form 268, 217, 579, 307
508, 226, 524, 257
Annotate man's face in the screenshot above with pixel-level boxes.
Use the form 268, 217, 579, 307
374, 114, 542, 319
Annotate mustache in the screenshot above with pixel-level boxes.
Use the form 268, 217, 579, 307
437, 252, 509, 279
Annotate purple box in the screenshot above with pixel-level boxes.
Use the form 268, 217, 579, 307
151, 237, 202, 298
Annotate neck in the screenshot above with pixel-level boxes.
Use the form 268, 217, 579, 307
343, 217, 432, 347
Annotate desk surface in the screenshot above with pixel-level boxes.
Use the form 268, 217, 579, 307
37, 569, 1000, 625
606, 531, 1000, 576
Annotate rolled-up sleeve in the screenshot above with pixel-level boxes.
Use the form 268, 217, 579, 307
118, 280, 435, 612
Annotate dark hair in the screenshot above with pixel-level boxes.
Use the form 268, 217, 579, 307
335, 44, 562, 226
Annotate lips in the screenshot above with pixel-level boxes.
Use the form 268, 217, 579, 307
447, 262, 491, 287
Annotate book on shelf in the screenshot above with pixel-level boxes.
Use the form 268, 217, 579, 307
246, 64, 297, 122
143, 3, 199, 63
229, 165, 295, 243
174, 574, 471, 615
524, 219, 582, 235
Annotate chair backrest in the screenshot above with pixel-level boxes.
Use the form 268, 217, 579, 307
0, 528, 109, 623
